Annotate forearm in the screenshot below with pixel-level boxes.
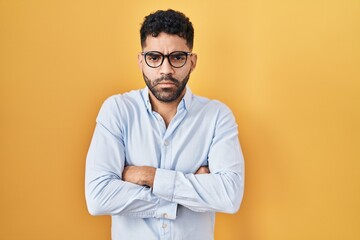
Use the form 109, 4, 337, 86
122, 166, 243, 214
85, 167, 177, 219
122, 166, 156, 187
122, 165, 210, 188
120, 165, 214, 214
122, 165, 209, 186
152, 168, 244, 214
85, 123, 177, 219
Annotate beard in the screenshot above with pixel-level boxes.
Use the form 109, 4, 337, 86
143, 71, 191, 103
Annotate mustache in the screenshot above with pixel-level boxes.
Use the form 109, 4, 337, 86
153, 75, 180, 85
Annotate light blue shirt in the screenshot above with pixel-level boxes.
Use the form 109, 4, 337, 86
85, 87, 245, 240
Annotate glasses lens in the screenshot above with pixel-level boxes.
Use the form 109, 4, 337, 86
169, 52, 187, 68
145, 52, 163, 68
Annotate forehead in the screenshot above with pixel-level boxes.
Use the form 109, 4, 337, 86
143, 33, 190, 52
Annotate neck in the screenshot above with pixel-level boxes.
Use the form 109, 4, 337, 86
149, 90, 185, 127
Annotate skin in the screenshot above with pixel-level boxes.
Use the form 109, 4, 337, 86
122, 33, 209, 188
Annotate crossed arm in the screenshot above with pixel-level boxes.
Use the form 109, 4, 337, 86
122, 165, 210, 188
86, 98, 244, 217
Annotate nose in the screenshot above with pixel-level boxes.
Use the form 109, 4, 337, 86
159, 56, 175, 75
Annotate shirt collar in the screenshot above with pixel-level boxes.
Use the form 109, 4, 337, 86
180, 86, 193, 111
141, 87, 152, 111
141, 86, 193, 112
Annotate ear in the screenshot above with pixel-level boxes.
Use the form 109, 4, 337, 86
190, 53, 197, 72
137, 53, 143, 70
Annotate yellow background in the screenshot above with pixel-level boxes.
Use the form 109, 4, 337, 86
1, 0, 359, 239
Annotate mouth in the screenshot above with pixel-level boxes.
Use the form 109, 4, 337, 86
156, 81, 177, 87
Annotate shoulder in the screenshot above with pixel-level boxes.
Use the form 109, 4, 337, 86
190, 95, 238, 135
96, 89, 144, 122
191, 94, 233, 116
190, 94, 237, 130
103, 89, 143, 107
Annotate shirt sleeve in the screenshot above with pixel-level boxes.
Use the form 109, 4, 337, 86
152, 106, 245, 214
85, 97, 177, 219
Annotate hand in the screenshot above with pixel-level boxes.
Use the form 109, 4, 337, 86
122, 166, 156, 187
195, 166, 210, 174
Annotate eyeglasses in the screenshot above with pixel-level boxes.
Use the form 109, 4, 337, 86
141, 51, 192, 68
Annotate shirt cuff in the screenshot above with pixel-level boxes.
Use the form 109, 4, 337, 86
152, 168, 177, 202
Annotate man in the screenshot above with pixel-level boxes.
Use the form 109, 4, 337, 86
85, 9, 244, 240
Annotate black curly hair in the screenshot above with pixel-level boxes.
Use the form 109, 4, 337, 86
140, 9, 194, 50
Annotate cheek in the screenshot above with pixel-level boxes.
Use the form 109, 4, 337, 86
142, 68, 157, 79
177, 67, 191, 78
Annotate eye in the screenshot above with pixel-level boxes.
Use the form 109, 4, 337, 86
170, 53, 186, 61
146, 53, 162, 62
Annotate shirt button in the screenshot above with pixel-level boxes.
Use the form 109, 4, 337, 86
162, 223, 167, 228
164, 140, 169, 146
163, 213, 168, 218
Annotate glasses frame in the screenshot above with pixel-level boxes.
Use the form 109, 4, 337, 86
141, 51, 192, 68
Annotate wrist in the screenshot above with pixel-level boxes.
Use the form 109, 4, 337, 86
141, 166, 156, 187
